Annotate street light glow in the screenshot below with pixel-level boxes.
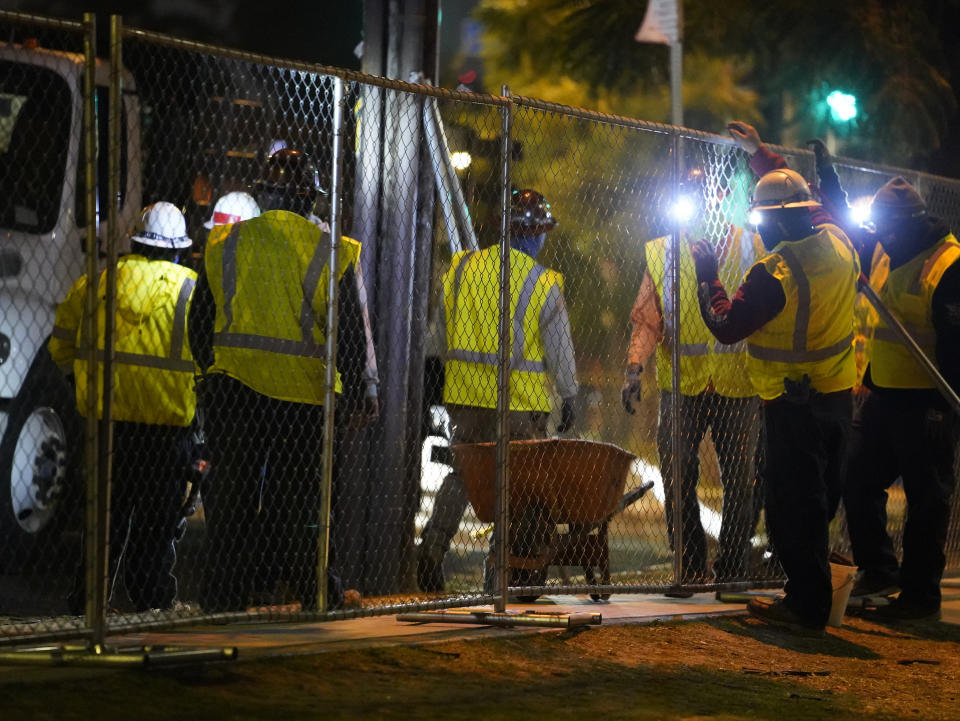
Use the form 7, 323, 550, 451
450, 151, 472, 170
827, 90, 857, 122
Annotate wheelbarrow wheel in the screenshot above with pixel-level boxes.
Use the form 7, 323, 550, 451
509, 504, 553, 602
511, 566, 548, 603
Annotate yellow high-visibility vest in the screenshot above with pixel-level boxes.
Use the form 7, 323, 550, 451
746, 228, 860, 400
869, 234, 960, 389
204, 210, 360, 404
645, 227, 760, 397
49, 255, 198, 426
442, 246, 560, 412
854, 243, 889, 387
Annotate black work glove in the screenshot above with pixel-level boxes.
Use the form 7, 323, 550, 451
689, 238, 719, 283
621, 363, 643, 415
806, 137, 830, 163
806, 138, 832, 175
556, 397, 575, 433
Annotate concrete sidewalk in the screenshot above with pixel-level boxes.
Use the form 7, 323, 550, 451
113, 578, 960, 661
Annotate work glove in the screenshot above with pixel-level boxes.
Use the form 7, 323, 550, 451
806, 137, 830, 163
689, 238, 719, 283
727, 121, 762, 155
806, 138, 832, 175
556, 397, 575, 433
621, 363, 643, 415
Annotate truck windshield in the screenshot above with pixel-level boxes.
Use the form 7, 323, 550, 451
0, 59, 71, 235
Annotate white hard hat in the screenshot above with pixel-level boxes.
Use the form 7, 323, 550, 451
203, 191, 261, 229
751, 168, 820, 211
130, 202, 191, 249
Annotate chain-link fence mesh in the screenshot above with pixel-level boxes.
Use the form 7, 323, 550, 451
2, 9, 960, 643
0, 11, 93, 640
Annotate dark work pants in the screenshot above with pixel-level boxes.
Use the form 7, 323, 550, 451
764, 390, 852, 627
71, 421, 189, 613
658, 391, 761, 582
201, 374, 325, 612
843, 391, 958, 609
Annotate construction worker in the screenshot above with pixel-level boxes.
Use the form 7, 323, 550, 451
843, 177, 960, 621
203, 191, 261, 229
417, 188, 578, 593
691, 168, 860, 635
188, 149, 377, 613
50, 202, 198, 612
623, 166, 762, 586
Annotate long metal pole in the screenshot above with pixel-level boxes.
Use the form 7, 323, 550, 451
669, 131, 684, 590
859, 278, 960, 415
494, 85, 513, 612
669, 40, 683, 128
80, 12, 103, 642
88, 13, 122, 647
319, 76, 347, 612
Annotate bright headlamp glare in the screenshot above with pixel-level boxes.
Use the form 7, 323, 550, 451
671, 195, 696, 224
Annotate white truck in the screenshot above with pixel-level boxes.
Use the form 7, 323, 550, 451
0, 41, 140, 571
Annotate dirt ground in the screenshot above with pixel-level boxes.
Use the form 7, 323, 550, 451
2, 612, 959, 721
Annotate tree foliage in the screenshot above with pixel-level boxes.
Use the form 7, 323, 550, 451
476, 0, 959, 168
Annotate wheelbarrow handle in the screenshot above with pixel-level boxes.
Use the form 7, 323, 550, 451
617, 481, 655, 514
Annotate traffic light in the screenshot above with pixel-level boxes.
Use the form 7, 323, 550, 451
826, 89, 857, 123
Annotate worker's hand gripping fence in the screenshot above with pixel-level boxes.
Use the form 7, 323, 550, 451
4, 8, 960, 645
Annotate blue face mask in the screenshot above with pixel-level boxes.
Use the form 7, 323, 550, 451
512, 232, 547, 258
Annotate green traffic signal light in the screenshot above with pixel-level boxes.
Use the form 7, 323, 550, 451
826, 90, 857, 122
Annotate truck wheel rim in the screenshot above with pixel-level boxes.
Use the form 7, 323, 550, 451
10, 407, 67, 534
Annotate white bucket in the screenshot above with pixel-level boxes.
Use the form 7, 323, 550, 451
828, 562, 857, 628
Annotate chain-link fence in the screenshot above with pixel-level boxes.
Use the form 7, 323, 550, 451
2, 9, 960, 645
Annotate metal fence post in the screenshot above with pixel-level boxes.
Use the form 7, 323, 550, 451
319, 75, 347, 612
80, 11, 105, 642
494, 85, 513, 612
669, 130, 684, 591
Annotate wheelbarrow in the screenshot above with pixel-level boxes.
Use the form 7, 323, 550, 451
454, 438, 653, 602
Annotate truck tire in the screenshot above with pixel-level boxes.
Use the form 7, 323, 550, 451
0, 345, 82, 575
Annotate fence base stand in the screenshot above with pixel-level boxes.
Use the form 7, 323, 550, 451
0, 642, 238, 667
396, 609, 602, 629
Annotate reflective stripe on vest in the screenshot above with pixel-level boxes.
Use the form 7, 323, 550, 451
78, 275, 195, 374
212, 222, 331, 358
870, 235, 960, 389
747, 244, 854, 364
746, 228, 859, 399
446, 250, 548, 373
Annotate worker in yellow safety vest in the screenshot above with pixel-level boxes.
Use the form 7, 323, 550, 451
842, 177, 960, 622
188, 149, 378, 613
623, 166, 763, 587
691, 168, 860, 635
50, 201, 198, 613
417, 188, 578, 593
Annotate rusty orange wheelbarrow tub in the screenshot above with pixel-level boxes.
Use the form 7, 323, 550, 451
453, 439, 651, 601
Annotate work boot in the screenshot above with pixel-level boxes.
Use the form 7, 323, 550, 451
863, 597, 941, 624
417, 546, 445, 593
846, 570, 900, 609
747, 596, 825, 637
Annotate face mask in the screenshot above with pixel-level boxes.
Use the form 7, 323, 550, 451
513, 232, 547, 258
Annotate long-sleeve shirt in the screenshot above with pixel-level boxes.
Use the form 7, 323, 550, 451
625, 270, 662, 369
696, 264, 786, 345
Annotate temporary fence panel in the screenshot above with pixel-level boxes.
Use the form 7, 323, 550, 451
3, 9, 960, 644
0, 11, 101, 642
